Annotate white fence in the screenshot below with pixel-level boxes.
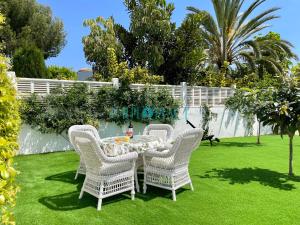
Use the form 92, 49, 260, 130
16, 77, 235, 107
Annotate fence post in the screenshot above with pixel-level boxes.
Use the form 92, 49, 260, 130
46, 81, 50, 94
181, 82, 187, 107
112, 78, 119, 89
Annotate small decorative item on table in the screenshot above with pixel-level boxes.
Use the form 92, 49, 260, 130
125, 121, 134, 138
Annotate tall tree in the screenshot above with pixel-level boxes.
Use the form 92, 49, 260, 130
82, 16, 123, 79
187, 0, 281, 75
157, 13, 207, 84
0, 0, 66, 59
240, 32, 297, 79
124, 0, 175, 72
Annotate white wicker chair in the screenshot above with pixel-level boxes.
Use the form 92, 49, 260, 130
143, 124, 174, 144
71, 130, 138, 210
133, 124, 174, 192
143, 128, 203, 201
68, 125, 101, 180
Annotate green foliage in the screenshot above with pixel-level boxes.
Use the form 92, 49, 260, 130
83, 0, 208, 85
0, 0, 66, 59
0, 55, 20, 224
200, 104, 213, 137
124, 0, 175, 72
95, 48, 162, 85
83, 16, 123, 78
226, 87, 273, 143
257, 79, 300, 175
21, 84, 180, 132
20, 84, 99, 135
48, 66, 77, 80
93, 86, 180, 125
159, 13, 207, 85
291, 63, 300, 84
12, 44, 49, 78
187, 1, 296, 81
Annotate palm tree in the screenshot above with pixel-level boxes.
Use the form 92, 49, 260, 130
187, 0, 292, 77
239, 33, 297, 78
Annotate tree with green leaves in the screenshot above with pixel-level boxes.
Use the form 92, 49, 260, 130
0, 0, 66, 59
258, 79, 300, 176
187, 0, 295, 79
158, 13, 207, 84
291, 63, 300, 83
83, 16, 123, 79
12, 44, 50, 78
124, 0, 175, 72
226, 87, 273, 144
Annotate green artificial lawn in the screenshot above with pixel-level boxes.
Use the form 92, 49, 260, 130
14, 135, 300, 225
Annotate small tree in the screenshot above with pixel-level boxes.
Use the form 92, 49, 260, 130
12, 44, 50, 78
226, 88, 272, 144
48, 66, 77, 80
258, 79, 300, 176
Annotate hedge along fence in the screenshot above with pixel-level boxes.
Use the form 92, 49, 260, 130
20, 83, 180, 137
0, 61, 20, 223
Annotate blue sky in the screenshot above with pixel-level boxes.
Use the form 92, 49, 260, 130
37, 0, 300, 71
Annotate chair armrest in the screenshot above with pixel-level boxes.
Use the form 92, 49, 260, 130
156, 142, 172, 152
104, 151, 138, 163
144, 149, 173, 158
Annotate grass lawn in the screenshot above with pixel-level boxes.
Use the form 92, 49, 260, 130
14, 135, 300, 225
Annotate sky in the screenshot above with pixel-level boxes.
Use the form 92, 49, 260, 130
37, 0, 300, 71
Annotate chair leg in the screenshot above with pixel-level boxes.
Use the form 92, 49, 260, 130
79, 189, 84, 199
190, 181, 194, 191
143, 172, 147, 194
131, 175, 135, 200
74, 170, 79, 180
97, 198, 102, 211
97, 181, 104, 211
171, 176, 176, 201
172, 189, 176, 201
135, 170, 140, 193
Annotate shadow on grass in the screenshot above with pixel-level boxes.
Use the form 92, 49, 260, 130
40, 172, 189, 211
200, 141, 263, 149
45, 170, 83, 184
200, 167, 300, 191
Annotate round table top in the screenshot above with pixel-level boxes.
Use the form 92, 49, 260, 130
101, 135, 162, 156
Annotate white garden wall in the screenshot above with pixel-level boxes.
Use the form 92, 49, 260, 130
18, 107, 272, 155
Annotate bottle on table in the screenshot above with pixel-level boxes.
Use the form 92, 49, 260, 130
126, 121, 134, 139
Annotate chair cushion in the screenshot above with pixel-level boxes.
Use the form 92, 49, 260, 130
150, 155, 174, 169
100, 161, 132, 176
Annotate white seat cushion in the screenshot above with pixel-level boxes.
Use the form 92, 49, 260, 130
100, 161, 132, 175
150, 155, 174, 169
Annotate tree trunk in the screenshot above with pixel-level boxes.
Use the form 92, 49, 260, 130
288, 135, 294, 176
257, 121, 261, 144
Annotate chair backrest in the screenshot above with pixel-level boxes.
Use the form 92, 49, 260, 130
171, 128, 203, 167
143, 124, 174, 143
71, 130, 105, 175
68, 125, 100, 155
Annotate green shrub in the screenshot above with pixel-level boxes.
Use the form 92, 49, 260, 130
12, 44, 50, 78
48, 66, 77, 80
93, 86, 180, 125
21, 84, 180, 134
20, 83, 99, 136
0, 55, 20, 224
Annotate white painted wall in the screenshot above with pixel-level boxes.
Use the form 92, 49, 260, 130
18, 106, 272, 155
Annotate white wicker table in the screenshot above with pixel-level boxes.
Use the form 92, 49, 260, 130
101, 135, 164, 192
101, 135, 163, 156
